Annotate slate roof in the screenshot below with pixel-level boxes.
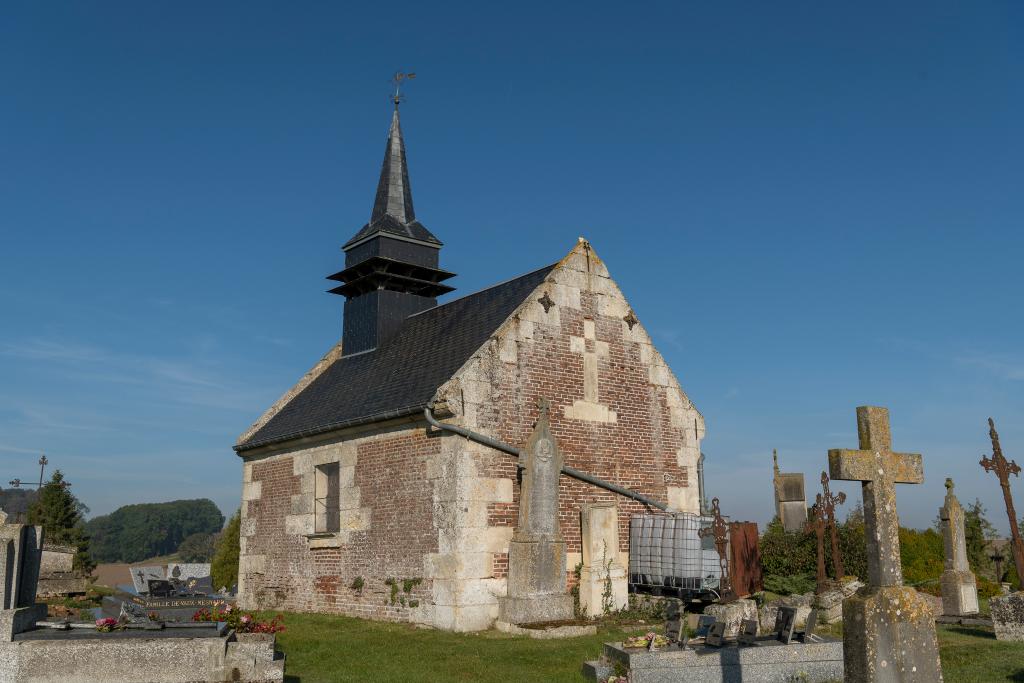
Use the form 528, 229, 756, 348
236, 262, 557, 451
342, 107, 441, 249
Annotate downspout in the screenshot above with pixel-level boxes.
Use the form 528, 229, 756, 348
698, 452, 707, 516
424, 406, 670, 512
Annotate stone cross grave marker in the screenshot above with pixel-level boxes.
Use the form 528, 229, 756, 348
939, 478, 979, 616
828, 406, 942, 682
497, 398, 574, 625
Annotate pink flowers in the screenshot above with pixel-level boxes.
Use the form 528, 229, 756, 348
95, 617, 118, 632
192, 605, 284, 634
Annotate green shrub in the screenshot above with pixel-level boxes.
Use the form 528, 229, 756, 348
763, 573, 816, 596
211, 509, 240, 591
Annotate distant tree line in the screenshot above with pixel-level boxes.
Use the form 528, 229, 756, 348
86, 498, 225, 563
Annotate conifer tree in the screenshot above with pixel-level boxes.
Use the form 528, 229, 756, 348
27, 470, 93, 572
211, 509, 240, 592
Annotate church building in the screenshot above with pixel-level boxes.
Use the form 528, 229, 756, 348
234, 102, 705, 632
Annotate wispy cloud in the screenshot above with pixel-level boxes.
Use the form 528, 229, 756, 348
955, 353, 1024, 381
0, 337, 253, 410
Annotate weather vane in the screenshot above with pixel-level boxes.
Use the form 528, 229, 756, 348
391, 71, 416, 107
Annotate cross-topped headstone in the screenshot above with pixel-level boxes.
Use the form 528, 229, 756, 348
981, 417, 1024, 586
828, 406, 922, 587
827, 406, 942, 682
819, 472, 846, 580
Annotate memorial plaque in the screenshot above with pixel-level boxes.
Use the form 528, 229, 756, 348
147, 579, 173, 598
705, 620, 727, 647
695, 615, 716, 638
738, 618, 759, 646
130, 566, 165, 594
776, 606, 797, 644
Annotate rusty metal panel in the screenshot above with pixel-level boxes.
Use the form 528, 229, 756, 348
728, 521, 763, 598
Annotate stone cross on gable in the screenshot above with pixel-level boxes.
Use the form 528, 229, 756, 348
563, 319, 617, 423
828, 406, 923, 587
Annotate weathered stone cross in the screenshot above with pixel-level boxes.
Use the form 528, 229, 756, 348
828, 406, 923, 587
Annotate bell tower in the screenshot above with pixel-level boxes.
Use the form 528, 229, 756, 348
328, 99, 455, 355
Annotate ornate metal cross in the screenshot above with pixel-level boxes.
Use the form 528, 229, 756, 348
699, 497, 732, 598
819, 471, 846, 580
981, 417, 1024, 585
806, 493, 827, 592
828, 406, 923, 587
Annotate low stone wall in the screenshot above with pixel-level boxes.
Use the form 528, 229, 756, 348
0, 628, 284, 683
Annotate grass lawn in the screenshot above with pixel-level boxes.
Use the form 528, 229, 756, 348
271, 612, 1024, 682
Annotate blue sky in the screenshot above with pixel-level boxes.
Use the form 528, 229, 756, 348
2, 2, 1022, 534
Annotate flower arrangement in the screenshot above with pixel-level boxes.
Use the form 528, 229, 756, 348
192, 601, 285, 634
622, 632, 668, 649
95, 617, 119, 632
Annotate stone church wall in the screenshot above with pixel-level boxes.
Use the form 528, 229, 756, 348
238, 422, 440, 623
430, 240, 704, 629
237, 241, 704, 632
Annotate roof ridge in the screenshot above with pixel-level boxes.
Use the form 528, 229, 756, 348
406, 262, 558, 319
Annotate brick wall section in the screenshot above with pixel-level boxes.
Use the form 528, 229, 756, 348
436, 240, 704, 593
240, 427, 439, 623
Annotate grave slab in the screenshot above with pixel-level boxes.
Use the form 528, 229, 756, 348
582, 638, 844, 683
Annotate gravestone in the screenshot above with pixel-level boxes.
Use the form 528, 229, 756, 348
705, 620, 726, 647
938, 478, 979, 616
829, 406, 942, 682
738, 618, 758, 645
774, 449, 808, 532
775, 606, 797, 644
989, 592, 1024, 641
578, 503, 626, 616
130, 566, 165, 594
695, 614, 716, 638
497, 399, 573, 625
0, 514, 47, 640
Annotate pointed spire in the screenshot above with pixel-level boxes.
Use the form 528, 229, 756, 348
370, 105, 415, 224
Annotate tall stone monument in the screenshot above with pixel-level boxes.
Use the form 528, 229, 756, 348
0, 510, 48, 640
773, 450, 808, 532
498, 399, 574, 625
828, 406, 942, 682
938, 478, 979, 616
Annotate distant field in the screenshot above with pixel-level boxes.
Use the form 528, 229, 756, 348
92, 554, 182, 589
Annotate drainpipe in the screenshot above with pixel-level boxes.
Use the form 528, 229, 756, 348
698, 452, 707, 516
424, 406, 670, 512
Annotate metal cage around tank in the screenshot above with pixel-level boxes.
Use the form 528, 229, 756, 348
628, 512, 724, 602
